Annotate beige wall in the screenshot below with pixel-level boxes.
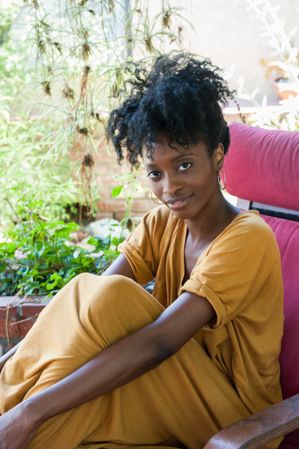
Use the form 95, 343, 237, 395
170, 0, 299, 104
146, 0, 298, 105
2, 0, 298, 104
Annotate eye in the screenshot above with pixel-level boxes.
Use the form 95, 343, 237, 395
177, 162, 192, 172
147, 170, 161, 180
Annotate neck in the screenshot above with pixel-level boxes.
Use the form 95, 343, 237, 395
185, 195, 239, 242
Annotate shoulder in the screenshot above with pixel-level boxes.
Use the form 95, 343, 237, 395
141, 205, 181, 232
125, 205, 182, 252
224, 210, 275, 239
210, 210, 279, 259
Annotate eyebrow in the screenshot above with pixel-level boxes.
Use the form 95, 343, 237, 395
144, 152, 196, 169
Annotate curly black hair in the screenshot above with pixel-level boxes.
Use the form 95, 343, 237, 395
107, 52, 234, 166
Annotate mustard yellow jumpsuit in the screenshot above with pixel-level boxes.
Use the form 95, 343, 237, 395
0, 207, 283, 449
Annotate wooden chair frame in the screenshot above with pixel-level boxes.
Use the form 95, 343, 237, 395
204, 394, 299, 448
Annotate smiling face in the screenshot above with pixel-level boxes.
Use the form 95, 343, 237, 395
143, 135, 225, 221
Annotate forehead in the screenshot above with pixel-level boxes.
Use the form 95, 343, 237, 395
142, 135, 209, 165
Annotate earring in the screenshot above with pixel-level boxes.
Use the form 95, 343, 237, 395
218, 169, 227, 190
150, 191, 162, 205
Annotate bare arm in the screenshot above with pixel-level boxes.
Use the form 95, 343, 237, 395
0, 290, 214, 449
102, 253, 135, 279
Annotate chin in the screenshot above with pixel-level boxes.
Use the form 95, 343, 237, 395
168, 207, 198, 220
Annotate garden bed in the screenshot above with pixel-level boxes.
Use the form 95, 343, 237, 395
0, 296, 49, 355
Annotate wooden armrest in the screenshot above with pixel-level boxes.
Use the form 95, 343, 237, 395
203, 394, 299, 449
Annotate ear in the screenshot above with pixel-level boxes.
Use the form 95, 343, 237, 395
213, 144, 225, 172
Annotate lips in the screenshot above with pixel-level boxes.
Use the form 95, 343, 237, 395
165, 195, 193, 210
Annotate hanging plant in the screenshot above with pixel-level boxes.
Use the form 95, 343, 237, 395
16, 0, 189, 217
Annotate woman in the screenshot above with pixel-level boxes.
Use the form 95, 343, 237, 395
0, 53, 283, 449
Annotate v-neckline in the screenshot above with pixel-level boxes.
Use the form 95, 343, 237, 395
179, 210, 257, 287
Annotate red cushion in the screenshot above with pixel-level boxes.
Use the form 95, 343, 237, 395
262, 215, 299, 401
265, 215, 299, 449
225, 123, 299, 210
223, 124, 299, 447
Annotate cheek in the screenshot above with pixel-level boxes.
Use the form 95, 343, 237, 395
145, 175, 153, 189
189, 169, 218, 192
147, 179, 166, 202
149, 181, 162, 198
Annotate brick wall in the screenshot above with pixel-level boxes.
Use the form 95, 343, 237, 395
72, 136, 156, 222
0, 297, 49, 356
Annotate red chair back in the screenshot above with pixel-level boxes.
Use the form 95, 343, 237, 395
225, 123, 299, 449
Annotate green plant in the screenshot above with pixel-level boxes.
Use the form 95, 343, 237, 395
111, 169, 147, 224
246, 105, 299, 130
0, 7, 33, 100
0, 116, 80, 225
244, 0, 298, 87
0, 6, 13, 46
0, 2, 189, 226
24, 0, 188, 208
240, 0, 299, 130
0, 212, 123, 297
0, 7, 81, 225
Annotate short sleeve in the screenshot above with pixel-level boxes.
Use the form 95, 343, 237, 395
119, 206, 169, 285
180, 213, 280, 328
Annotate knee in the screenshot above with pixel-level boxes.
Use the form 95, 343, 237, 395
74, 273, 141, 313
94, 274, 140, 308
73, 272, 133, 287
72, 274, 161, 346
75, 272, 136, 294
77, 275, 149, 338
100, 274, 136, 291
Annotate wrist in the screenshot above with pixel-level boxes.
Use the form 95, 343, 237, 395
20, 397, 47, 428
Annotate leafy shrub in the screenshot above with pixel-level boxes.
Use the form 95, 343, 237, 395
0, 216, 123, 297
0, 117, 80, 226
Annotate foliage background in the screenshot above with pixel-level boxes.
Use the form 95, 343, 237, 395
0, 0, 298, 296
0, 0, 187, 295
0, 0, 187, 226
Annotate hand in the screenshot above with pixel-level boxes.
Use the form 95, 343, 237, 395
0, 403, 40, 449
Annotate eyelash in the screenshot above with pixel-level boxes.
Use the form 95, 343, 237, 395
177, 162, 192, 171
147, 171, 161, 180
147, 162, 192, 180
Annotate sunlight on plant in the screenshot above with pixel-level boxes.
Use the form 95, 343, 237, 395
0, 1, 188, 227
0, 212, 124, 296
238, 0, 299, 130
0, 1, 190, 296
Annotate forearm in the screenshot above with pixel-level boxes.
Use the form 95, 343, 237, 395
25, 323, 168, 424
13, 290, 213, 430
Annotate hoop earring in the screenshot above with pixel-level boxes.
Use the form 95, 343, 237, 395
150, 191, 162, 205
218, 169, 227, 190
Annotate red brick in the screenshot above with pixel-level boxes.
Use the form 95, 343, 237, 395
0, 297, 49, 340
70, 136, 159, 221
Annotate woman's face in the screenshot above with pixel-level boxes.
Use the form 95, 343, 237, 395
143, 135, 224, 220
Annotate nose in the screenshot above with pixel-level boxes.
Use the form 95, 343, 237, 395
162, 172, 181, 196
